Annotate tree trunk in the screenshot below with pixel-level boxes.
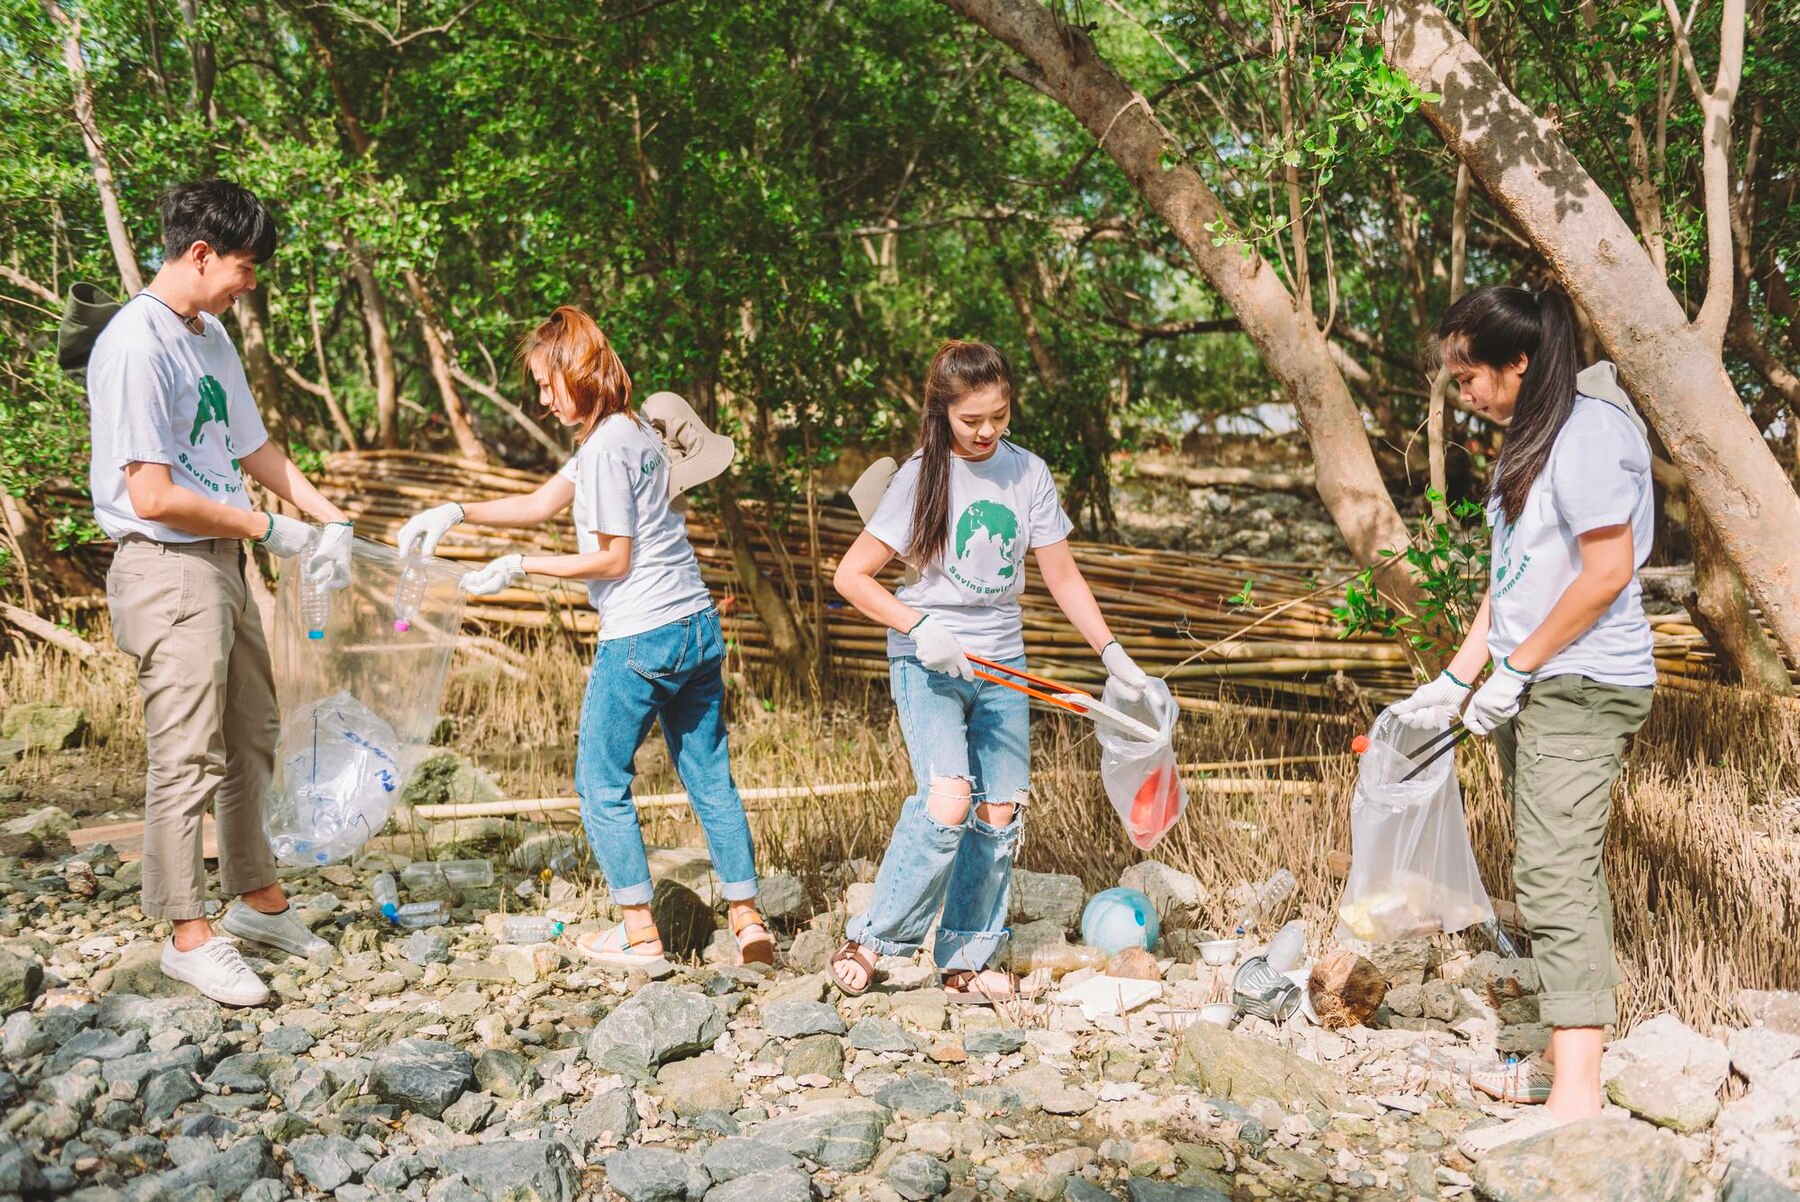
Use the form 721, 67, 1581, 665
716, 480, 816, 693
1384, 0, 1800, 671
1685, 505, 1792, 694
939, 0, 1418, 615
44, 0, 143, 296
233, 288, 296, 451
403, 270, 489, 463
346, 244, 400, 449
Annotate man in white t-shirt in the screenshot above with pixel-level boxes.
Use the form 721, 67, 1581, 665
87, 180, 351, 1005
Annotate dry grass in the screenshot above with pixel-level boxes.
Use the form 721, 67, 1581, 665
4, 624, 1796, 1033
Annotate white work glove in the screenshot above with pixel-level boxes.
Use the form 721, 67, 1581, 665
460, 553, 524, 597
307, 521, 354, 591
397, 502, 464, 558
909, 614, 973, 681
1101, 640, 1151, 705
256, 513, 315, 558
1390, 672, 1473, 732
1464, 660, 1532, 737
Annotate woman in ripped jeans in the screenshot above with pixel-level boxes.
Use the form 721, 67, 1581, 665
828, 340, 1160, 1005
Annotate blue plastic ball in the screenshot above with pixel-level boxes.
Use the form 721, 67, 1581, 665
1081, 887, 1160, 954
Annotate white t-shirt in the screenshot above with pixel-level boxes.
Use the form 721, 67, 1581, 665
86, 294, 269, 543
558, 412, 710, 640
865, 440, 1073, 661
1486, 395, 1656, 686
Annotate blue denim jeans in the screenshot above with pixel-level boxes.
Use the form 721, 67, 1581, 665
846, 654, 1030, 973
574, 606, 759, 906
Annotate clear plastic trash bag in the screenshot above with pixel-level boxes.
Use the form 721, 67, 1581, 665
1336, 707, 1495, 942
1094, 677, 1188, 851
265, 537, 466, 866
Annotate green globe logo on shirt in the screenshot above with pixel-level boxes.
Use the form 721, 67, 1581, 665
948, 499, 1020, 595
188, 375, 229, 446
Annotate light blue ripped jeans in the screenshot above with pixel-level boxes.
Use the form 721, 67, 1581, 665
846, 654, 1030, 973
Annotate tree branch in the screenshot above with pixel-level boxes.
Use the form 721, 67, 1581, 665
0, 265, 59, 306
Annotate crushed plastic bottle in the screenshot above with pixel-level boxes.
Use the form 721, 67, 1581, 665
394, 899, 450, 929
1234, 868, 1297, 934
371, 873, 400, 923
401, 859, 492, 889
392, 552, 431, 633
264, 694, 402, 867
499, 916, 564, 944
1265, 919, 1308, 972
1010, 939, 1108, 978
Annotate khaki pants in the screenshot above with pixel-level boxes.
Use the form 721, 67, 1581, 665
1492, 673, 1653, 1029
107, 538, 279, 920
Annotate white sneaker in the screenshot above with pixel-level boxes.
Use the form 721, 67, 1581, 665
160, 936, 272, 1007
220, 901, 336, 964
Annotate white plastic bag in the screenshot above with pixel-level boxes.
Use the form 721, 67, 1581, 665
264, 692, 402, 867
1336, 708, 1495, 941
1094, 678, 1187, 851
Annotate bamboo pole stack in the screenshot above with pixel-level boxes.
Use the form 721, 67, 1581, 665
313, 451, 1747, 705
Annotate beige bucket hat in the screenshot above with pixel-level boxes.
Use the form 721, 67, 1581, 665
642, 391, 736, 498
848, 456, 920, 585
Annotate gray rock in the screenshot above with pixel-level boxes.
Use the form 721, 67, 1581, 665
886, 1152, 950, 1201
704, 1170, 813, 1202
1125, 1182, 1228, 1202
587, 983, 725, 1072
1065, 1182, 1117, 1202
95, 995, 222, 1045
239, 1180, 285, 1202
848, 1018, 915, 1053
283, 1064, 334, 1115
699, 1139, 801, 1184
443, 1090, 496, 1134
785, 929, 835, 974
573, 1086, 639, 1149
650, 879, 717, 960
105, 943, 200, 1000
128, 1134, 276, 1202
4, 1010, 49, 1058
603, 1147, 697, 1202
757, 875, 810, 921
259, 1026, 315, 1056
142, 1068, 201, 1122
748, 1099, 892, 1171
1602, 1012, 1731, 1093
366, 1154, 425, 1190
1173, 1021, 1346, 1111
474, 1049, 532, 1099
368, 1038, 475, 1118
1472, 1116, 1696, 1202
783, 1034, 845, 1080
47, 1027, 146, 1075
3, 702, 86, 749
1010, 870, 1085, 929
437, 1139, 577, 1202
1605, 1061, 1722, 1133
0, 946, 46, 1013
760, 1000, 846, 1039
874, 1075, 960, 1118
1722, 1161, 1800, 1202
401, 931, 452, 966
1730, 1027, 1800, 1087
654, 1054, 738, 1117
289, 1134, 361, 1192
0, 1140, 49, 1196
963, 1029, 1025, 1056
1118, 861, 1204, 929
1739, 990, 1800, 1036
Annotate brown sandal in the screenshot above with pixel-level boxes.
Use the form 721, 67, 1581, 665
943, 968, 1043, 1006
731, 906, 775, 966
827, 940, 878, 996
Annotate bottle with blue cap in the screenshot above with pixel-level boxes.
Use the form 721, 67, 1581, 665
370, 872, 400, 923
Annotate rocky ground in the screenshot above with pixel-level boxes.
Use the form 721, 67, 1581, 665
3, 787, 1799, 1202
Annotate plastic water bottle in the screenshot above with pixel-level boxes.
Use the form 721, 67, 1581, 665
394, 899, 450, 929
1266, 919, 1308, 972
299, 548, 329, 641
499, 916, 564, 944
403, 859, 492, 889
1234, 868, 1297, 933
393, 552, 430, 633
371, 872, 400, 923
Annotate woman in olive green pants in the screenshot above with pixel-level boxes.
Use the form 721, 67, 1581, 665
1392, 286, 1657, 1158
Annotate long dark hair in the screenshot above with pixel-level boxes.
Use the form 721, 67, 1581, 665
1437, 285, 1578, 524
910, 340, 1015, 568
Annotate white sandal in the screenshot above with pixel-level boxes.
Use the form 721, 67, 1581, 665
575, 923, 668, 969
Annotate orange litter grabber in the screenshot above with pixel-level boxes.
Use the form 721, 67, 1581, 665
966, 655, 1177, 849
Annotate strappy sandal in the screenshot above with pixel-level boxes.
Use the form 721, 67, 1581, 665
575, 923, 668, 970
732, 907, 775, 966
942, 968, 1045, 1007
827, 940, 878, 997
1470, 1057, 1554, 1104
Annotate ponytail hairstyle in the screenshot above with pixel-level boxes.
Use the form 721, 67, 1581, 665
909, 340, 1015, 569
1436, 285, 1578, 524
517, 306, 633, 443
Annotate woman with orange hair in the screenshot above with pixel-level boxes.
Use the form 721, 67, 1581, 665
397, 307, 772, 967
